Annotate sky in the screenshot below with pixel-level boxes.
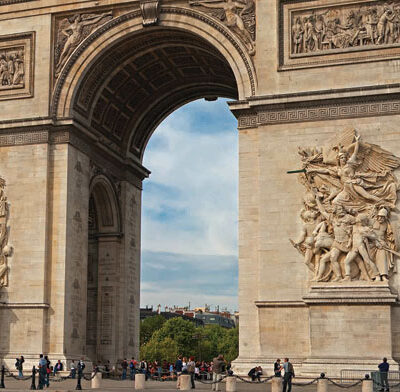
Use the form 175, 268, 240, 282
140, 98, 239, 312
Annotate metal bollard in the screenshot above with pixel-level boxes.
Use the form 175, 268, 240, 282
317, 376, 328, 392
135, 373, 146, 389
180, 375, 191, 390
0, 365, 5, 389
226, 376, 237, 392
271, 376, 282, 392
30, 366, 37, 390
362, 376, 373, 392
91, 371, 102, 389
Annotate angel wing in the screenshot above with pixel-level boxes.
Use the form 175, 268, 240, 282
322, 128, 356, 165
354, 142, 400, 175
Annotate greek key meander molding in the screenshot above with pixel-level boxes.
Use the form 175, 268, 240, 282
237, 98, 400, 128
52, 6, 256, 116
0, 0, 34, 4
280, 0, 400, 70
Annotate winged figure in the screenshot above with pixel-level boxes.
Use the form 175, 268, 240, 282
291, 129, 400, 283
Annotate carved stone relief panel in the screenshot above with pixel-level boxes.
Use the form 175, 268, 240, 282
54, 11, 114, 78
188, 0, 256, 55
0, 32, 34, 101
290, 129, 400, 283
280, 0, 400, 69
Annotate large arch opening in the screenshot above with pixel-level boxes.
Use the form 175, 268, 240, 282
59, 13, 247, 364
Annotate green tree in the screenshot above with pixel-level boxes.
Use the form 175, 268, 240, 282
152, 317, 198, 356
217, 327, 238, 362
140, 315, 166, 346
140, 337, 178, 363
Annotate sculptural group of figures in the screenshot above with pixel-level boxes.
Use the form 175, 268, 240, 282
0, 177, 11, 288
292, 3, 400, 54
0, 50, 24, 87
291, 129, 400, 283
189, 0, 256, 55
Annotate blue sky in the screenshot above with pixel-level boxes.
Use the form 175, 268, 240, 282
140, 98, 239, 311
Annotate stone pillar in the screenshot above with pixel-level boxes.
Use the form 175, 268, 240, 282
91, 372, 102, 389
135, 374, 146, 389
317, 378, 328, 392
226, 376, 237, 392
362, 379, 373, 392
180, 375, 191, 390
271, 377, 282, 392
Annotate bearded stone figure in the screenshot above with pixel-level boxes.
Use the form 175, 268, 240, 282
291, 129, 400, 282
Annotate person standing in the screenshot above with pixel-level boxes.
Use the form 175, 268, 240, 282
211, 354, 226, 392
175, 355, 183, 389
16, 356, 24, 377
121, 358, 128, 380
130, 357, 137, 380
378, 357, 390, 392
274, 359, 282, 377
38, 354, 47, 390
70, 360, 76, 379
187, 356, 196, 389
44, 356, 51, 388
282, 358, 295, 392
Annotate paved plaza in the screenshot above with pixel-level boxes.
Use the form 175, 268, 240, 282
1, 378, 363, 392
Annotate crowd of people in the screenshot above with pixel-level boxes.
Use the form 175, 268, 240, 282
11, 353, 391, 392
116, 354, 231, 389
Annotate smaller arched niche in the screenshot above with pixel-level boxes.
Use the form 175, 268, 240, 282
86, 175, 121, 363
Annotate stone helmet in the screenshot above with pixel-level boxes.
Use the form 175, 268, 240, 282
378, 208, 388, 218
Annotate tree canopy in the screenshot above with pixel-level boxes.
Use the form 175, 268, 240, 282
140, 316, 238, 363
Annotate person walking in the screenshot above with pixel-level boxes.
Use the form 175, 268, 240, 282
378, 357, 390, 392
187, 356, 196, 389
274, 359, 282, 377
211, 354, 226, 392
121, 358, 128, 380
282, 358, 295, 392
175, 355, 183, 389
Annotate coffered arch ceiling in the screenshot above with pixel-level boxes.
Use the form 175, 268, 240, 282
72, 28, 238, 161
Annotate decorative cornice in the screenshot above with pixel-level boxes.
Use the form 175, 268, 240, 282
0, 302, 50, 309
233, 92, 400, 129
255, 300, 306, 308
52, 6, 255, 117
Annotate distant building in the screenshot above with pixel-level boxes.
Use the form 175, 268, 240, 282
140, 306, 204, 327
195, 312, 236, 328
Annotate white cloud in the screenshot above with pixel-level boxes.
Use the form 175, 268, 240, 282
142, 99, 238, 256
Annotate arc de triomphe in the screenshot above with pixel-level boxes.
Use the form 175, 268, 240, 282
1, 0, 400, 376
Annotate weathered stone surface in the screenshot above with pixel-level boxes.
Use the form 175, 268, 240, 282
0, 0, 400, 376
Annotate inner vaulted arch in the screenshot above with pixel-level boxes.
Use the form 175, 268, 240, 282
70, 27, 239, 161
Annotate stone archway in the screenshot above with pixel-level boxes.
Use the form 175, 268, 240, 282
45, 6, 251, 365
87, 175, 121, 364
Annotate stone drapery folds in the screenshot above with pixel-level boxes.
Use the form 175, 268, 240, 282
291, 129, 400, 283
0, 177, 11, 288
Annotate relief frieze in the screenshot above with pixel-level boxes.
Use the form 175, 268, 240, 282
54, 12, 113, 77
188, 0, 255, 55
280, 0, 400, 69
0, 33, 34, 100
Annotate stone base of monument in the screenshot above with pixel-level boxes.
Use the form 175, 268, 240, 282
234, 281, 400, 378
300, 282, 399, 378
